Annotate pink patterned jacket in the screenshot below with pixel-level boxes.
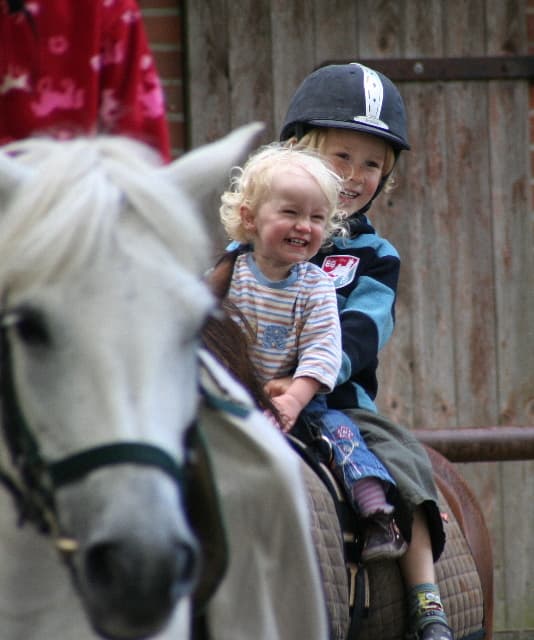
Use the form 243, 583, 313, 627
0, 0, 171, 161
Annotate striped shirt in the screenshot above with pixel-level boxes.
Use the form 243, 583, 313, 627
228, 252, 341, 391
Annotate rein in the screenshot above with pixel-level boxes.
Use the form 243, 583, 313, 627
0, 314, 186, 553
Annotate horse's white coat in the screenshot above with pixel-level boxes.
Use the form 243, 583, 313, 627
0, 127, 328, 640
199, 350, 329, 640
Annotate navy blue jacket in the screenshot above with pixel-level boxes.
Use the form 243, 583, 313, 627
309, 213, 399, 412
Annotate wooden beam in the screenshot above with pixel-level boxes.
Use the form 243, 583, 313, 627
320, 56, 534, 82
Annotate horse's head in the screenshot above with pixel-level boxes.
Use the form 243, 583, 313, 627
0, 124, 263, 639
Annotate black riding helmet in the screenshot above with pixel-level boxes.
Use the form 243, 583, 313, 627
280, 63, 409, 216
280, 62, 410, 153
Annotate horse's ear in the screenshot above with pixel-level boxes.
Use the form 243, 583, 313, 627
159, 122, 264, 205
0, 152, 32, 203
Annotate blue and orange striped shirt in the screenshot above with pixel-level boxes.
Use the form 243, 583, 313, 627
228, 252, 341, 392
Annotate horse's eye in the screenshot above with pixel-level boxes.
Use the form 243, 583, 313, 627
14, 308, 50, 347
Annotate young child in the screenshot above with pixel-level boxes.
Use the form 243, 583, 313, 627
219, 143, 407, 563
278, 63, 453, 640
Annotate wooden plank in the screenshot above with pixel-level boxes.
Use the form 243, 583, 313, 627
402, 84, 458, 429
226, 0, 273, 134
485, 0, 534, 629
208, 0, 274, 254
185, 1, 274, 256
500, 460, 534, 628
357, 0, 404, 58
440, 3, 504, 625
185, 0, 233, 258
457, 458, 506, 624
184, 0, 230, 148
444, 82, 498, 422
313, 0, 359, 65
489, 81, 533, 423
354, 1, 412, 426
270, 0, 316, 136
377, 2, 457, 429
399, 1, 456, 430
442, 0, 498, 426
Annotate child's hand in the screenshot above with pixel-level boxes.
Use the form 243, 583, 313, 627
264, 376, 293, 398
271, 393, 302, 432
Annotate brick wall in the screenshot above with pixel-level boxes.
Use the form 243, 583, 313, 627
138, 0, 185, 158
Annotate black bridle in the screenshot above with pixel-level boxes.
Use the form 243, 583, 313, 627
0, 311, 186, 550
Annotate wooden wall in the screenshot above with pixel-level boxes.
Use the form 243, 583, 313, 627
182, 0, 534, 635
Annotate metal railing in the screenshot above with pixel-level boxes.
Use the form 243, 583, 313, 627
415, 426, 534, 462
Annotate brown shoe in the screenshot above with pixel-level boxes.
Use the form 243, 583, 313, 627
418, 622, 454, 640
361, 513, 408, 563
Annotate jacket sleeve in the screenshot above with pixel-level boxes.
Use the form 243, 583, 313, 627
337, 251, 399, 384
98, 0, 171, 161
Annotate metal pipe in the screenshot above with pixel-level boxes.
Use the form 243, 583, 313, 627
414, 426, 534, 463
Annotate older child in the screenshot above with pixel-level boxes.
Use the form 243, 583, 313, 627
219, 144, 407, 562
278, 63, 453, 640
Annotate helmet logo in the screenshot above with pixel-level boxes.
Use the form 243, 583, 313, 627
351, 63, 390, 131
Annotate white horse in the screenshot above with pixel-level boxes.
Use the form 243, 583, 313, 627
0, 129, 328, 640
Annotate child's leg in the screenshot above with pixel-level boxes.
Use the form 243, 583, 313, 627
341, 409, 453, 638
311, 408, 407, 562
353, 478, 406, 561
351, 476, 394, 516
400, 508, 453, 640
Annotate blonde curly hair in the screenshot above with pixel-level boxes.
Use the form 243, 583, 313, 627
219, 142, 347, 245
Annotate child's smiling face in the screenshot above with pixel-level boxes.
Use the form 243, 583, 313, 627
240, 165, 330, 280
322, 129, 389, 215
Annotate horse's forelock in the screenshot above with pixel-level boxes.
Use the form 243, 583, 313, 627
0, 136, 211, 294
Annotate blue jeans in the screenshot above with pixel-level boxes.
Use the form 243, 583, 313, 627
302, 396, 396, 510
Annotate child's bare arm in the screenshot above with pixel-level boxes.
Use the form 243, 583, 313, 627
264, 376, 293, 398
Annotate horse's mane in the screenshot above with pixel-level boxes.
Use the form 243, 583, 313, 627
0, 136, 210, 294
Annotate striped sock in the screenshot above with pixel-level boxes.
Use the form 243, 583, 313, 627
351, 477, 393, 517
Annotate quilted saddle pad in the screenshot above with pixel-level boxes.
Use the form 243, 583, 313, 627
302, 462, 485, 640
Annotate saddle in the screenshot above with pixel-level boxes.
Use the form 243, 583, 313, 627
288, 417, 486, 640
288, 417, 370, 640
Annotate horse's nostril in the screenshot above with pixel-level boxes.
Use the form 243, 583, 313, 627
84, 538, 199, 595
86, 542, 121, 589
80, 536, 200, 637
